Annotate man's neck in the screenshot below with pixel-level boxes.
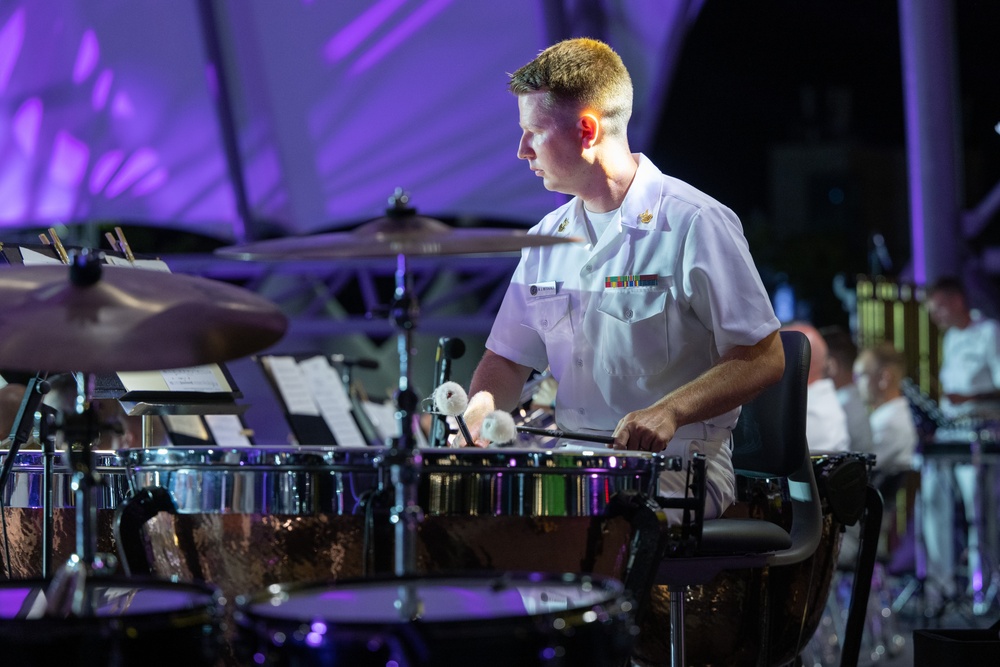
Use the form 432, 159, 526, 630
580, 150, 638, 213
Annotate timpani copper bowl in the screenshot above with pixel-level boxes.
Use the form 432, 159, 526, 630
116, 446, 664, 603
0, 449, 128, 578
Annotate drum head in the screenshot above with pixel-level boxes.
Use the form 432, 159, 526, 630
237, 573, 636, 667
0, 577, 222, 667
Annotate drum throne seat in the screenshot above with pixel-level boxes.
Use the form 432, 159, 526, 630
644, 329, 823, 667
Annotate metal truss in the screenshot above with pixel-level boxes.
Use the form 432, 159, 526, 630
164, 253, 520, 345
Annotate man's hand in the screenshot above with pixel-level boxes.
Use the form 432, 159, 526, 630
457, 390, 496, 447
612, 403, 679, 452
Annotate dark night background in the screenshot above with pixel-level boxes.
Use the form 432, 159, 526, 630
650, 0, 1000, 327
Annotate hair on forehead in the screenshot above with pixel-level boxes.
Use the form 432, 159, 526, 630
862, 342, 906, 375
508, 37, 633, 137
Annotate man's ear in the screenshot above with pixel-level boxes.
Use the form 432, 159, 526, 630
579, 113, 600, 148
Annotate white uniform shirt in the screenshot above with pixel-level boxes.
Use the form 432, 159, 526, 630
836, 383, 875, 454
806, 378, 850, 453
488, 154, 778, 432
487, 154, 780, 513
939, 313, 1000, 420
869, 395, 917, 475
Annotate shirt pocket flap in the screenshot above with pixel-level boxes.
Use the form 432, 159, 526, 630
597, 289, 668, 324
522, 295, 571, 333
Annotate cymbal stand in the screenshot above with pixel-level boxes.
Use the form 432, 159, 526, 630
39, 403, 57, 578
39, 257, 119, 616
387, 249, 424, 604
44, 372, 116, 617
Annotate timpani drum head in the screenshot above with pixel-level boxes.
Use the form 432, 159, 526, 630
236, 572, 636, 667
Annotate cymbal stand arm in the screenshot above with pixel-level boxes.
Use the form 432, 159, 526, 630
389, 252, 423, 591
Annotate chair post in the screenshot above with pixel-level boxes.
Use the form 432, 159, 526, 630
669, 584, 685, 667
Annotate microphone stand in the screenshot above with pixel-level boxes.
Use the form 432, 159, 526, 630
332, 356, 383, 447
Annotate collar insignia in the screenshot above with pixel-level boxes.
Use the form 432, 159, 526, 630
557, 218, 569, 233
638, 210, 653, 224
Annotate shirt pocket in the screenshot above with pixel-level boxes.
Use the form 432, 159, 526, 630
597, 289, 669, 376
522, 294, 572, 341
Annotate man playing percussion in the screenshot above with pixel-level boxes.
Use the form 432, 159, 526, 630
921, 276, 1000, 612
462, 38, 784, 518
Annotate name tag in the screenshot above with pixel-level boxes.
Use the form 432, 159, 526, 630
528, 281, 557, 297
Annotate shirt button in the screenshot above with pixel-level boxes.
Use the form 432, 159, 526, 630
578, 408, 585, 415
624, 309, 634, 319
575, 358, 584, 367
541, 319, 548, 328
584, 264, 593, 272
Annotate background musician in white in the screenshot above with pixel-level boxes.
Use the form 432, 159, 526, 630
921, 276, 1000, 612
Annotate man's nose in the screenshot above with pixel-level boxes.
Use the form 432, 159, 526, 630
517, 135, 532, 160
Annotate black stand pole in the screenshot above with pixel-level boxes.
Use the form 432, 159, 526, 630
39, 404, 57, 578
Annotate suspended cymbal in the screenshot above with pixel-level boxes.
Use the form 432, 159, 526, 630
0, 262, 287, 373
216, 203, 579, 260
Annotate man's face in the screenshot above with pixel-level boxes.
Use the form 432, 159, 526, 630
516, 92, 585, 196
925, 290, 963, 330
852, 352, 879, 407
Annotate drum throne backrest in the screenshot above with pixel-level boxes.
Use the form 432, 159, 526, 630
731, 329, 811, 479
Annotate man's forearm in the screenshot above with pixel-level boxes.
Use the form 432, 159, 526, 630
468, 349, 534, 412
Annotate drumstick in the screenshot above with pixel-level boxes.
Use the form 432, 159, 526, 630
516, 424, 615, 446
47, 227, 70, 264
105, 232, 121, 253
115, 226, 135, 264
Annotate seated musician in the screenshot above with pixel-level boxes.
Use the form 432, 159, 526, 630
821, 325, 875, 454
921, 276, 1000, 611
852, 342, 919, 562
853, 343, 918, 487
459, 38, 784, 519
780, 321, 850, 453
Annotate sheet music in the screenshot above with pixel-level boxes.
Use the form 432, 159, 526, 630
160, 366, 226, 392
20, 247, 63, 265
204, 414, 253, 447
105, 255, 171, 271
363, 399, 429, 448
263, 356, 319, 416
162, 414, 211, 440
299, 356, 367, 448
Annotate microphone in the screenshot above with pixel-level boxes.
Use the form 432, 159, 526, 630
329, 354, 380, 371
481, 410, 517, 446
429, 338, 465, 447
433, 338, 465, 389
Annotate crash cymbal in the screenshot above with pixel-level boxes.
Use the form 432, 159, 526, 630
0, 259, 287, 373
216, 193, 579, 260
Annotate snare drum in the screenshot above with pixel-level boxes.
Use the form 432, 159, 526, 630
0, 577, 222, 666
235, 573, 635, 667
633, 452, 872, 667
119, 446, 662, 601
0, 449, 127, 578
